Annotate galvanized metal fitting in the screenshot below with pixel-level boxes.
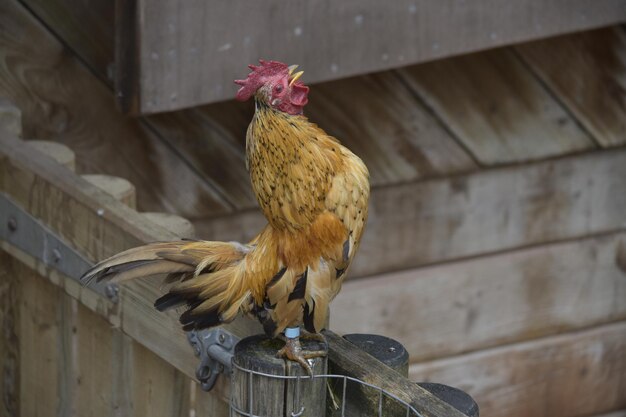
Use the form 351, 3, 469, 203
188, 328, 240, 391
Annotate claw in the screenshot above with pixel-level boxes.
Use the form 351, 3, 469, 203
276, 337, 326, 376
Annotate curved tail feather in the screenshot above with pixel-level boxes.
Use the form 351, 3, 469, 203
80, 240, 253, 331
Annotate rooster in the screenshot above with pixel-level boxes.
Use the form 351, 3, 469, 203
81, 60, 370, 373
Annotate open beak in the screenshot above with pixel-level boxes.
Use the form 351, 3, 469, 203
288, 65, 299, 75
289, 70, 304, 87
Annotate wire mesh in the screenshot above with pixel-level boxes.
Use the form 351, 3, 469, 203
230, 361, 424, 417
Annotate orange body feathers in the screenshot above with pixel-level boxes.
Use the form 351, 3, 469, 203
82, 61, 370, 338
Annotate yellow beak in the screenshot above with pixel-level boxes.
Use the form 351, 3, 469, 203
289, 70, 304, 86
288, 64, 299, 75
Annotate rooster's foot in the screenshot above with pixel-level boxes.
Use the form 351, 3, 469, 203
276, 336, 326, 376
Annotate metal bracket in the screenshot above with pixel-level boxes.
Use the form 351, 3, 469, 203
0, 192, 116, 301
188, 328, 240, 391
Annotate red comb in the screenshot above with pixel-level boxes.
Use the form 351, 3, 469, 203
234, 60, 290, 101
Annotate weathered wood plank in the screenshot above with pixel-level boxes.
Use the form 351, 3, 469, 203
69, 301, 119, 417
0, 0, 231, 217
142, 110, 254, 209
131, 343, 192, 417
193, 382, 230, 417
18, 271, 61, 417
307, 73, 477, 185
196, 148, 626, 278
129, 0, 626, 113
409, 322, 626, 417
19, 0, 114, 82
516, 27, 626, 147
332, 232, 626, 362
398, 48, 595, 164
115, 0, 140, 114
0, 101, 21, 417
0, 253, 20, 417
0, 133, 262, 381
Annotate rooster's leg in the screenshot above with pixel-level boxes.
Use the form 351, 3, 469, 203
276, 327, 326, 376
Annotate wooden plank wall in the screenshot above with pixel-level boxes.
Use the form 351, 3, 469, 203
126, 0, 626, 113
0, 133, 240, 416
1, 0, 625, 415
1, 253, 228, 417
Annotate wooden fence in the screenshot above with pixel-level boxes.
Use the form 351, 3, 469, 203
1, 0, 626, 414
0, 104, 475, 416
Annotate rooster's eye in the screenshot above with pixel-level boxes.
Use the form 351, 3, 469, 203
275, 84, 283, 93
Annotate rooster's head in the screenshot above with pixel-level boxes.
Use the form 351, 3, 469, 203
234, 60, 309, 115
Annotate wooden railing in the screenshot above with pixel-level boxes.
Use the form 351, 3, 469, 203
0, 102, 476, 416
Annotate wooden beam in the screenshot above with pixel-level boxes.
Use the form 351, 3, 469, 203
397, 48, 595, 165
331, 231, 626, 362
409, 322, 626, 417
325, 331, 467, 417
196, 148, 626, 278
127, 0, 626, 113
0, 133, 261, 381
516, 27, 626, 148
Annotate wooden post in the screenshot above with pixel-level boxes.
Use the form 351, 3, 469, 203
231, 334, 327, 417
82, 174, 137, 208
143, 212, 195, 238
340, 333, 479, 417
327, 334, 410, 417
26, 140, 76, 171
324, 330, 468, 417
344, 334, 409, 376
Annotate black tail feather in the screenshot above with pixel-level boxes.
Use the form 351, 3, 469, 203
154, 292, 187, 311
180, 308, 222, 331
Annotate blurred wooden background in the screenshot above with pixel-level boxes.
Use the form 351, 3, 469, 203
1, 0, 625, 416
